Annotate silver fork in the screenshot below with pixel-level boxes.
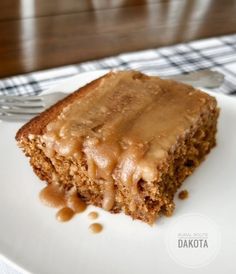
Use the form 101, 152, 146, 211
0, 92, 67, 122
0, 69, 224, 122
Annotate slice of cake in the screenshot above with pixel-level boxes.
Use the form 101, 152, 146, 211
16, 71, 219, 224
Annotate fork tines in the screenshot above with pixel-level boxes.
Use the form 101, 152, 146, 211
0, 95, 45, 121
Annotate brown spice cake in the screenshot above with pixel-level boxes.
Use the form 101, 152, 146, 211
16, 71, 219, 224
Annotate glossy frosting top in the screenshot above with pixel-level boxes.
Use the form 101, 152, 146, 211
41, 71, 215, 210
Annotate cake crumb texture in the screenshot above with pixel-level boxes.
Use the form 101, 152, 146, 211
178, 190, 189, 200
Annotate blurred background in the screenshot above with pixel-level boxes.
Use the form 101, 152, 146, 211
1, 0, 236, 78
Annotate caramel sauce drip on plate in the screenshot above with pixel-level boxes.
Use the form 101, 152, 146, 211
39, 185, 87, 221
39, 184, 66, 208
56, 207, 75, 222
39, 186, 104, 233
88, 211, 99, 220
89, 223, 103, 234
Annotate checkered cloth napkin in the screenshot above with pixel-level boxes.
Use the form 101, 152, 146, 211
1, 33, 236, 274
0, 33, 236, 97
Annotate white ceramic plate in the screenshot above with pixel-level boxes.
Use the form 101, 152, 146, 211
0, 70, 236, 274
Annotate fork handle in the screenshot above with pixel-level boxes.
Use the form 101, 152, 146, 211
162, 69, 224, 88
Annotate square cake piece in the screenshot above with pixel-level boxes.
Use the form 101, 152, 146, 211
16, 71, 219, 224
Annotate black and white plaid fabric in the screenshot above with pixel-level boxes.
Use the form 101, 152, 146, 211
0, 34, 236, 97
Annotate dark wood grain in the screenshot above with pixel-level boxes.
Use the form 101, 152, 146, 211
0, 0, 236, 77
0, 0, 160, 20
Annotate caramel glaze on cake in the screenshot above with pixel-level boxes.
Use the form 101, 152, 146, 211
16, 71, 219, 224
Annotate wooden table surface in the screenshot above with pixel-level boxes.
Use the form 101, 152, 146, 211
0, 0, 236, 78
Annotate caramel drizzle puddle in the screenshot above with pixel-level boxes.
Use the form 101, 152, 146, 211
56, 207, 74, 222
40, 185, 104, 234
89, 223, 103, 234
88, 211, 99, 220
39, 185, 87, 222
39, 184, 66, 208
